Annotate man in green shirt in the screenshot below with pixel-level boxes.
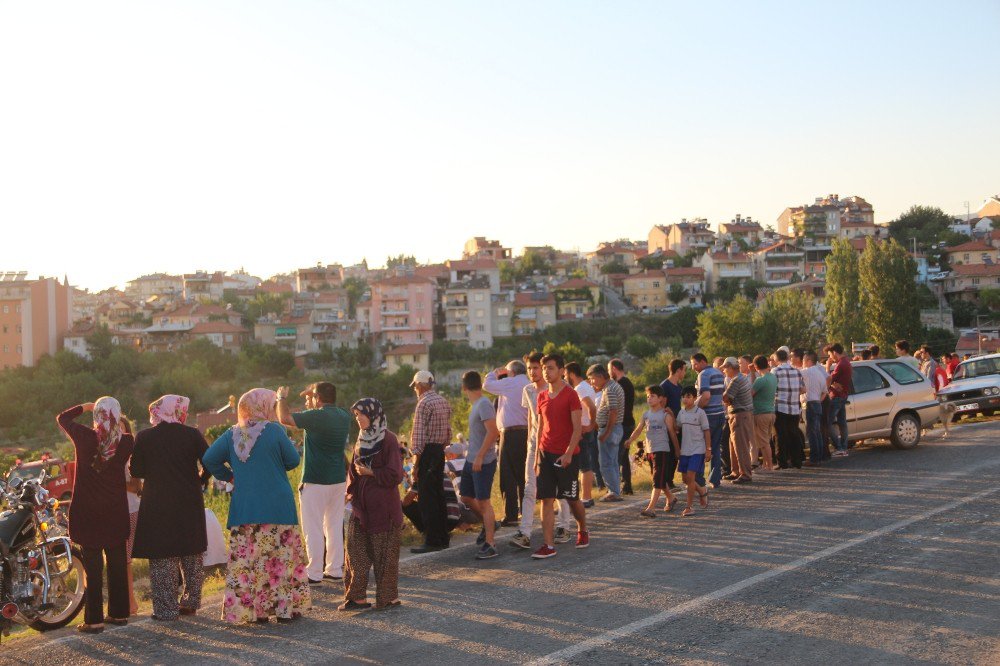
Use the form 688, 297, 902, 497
277, 381, 350, 584
750, 355, 777, 471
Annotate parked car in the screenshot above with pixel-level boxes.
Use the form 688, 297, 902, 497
805, 360, 940, 449
5, 454, 76, 501
936, 353, 1000, 418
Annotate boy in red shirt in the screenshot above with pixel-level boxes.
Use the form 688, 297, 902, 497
532, 353, 589, 559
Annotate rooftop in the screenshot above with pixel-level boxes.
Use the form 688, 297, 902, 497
386, 343, 430, 356
514, 291, 555, 307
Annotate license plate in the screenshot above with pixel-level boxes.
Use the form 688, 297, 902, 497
956, 403, 979, 412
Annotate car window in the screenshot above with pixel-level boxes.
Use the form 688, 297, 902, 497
877, 362, 924, 385
851, 366, 888, 394
954, 357, 1000, 380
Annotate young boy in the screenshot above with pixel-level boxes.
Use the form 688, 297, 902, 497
625, 385, 680, 517
676, 386, 711, 517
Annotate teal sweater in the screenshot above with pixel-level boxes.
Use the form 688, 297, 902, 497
203, 422, 301, 528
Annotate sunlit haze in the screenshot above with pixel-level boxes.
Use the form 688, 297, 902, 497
2, 0, 998, 291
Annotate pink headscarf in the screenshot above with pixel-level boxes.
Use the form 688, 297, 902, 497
93, 396, 123, 469
232, 388, 277, 463
149, 394, 190, 426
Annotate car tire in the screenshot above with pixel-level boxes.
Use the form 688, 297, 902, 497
983, 409, 996, 417
890, 412, 921, 449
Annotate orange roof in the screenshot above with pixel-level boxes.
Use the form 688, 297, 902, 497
622, 270, 664, 281
555, 278, 598, 289
190, 321, 247, 334
665, 267, 705, 278
165, 303, 229, 318
259, 281, 294, 293
950, 263, 1000, 277
514, 292, 555, 306
946, 240, 995, 253
447, 258, 498, 271
707, 252, 749, 262
67, 320, 96, 336
721, 223, 761, 232
386, 343, 429, 356
414, 264, 449, 279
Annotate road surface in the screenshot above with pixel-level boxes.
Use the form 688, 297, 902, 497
6, 423, 999, 665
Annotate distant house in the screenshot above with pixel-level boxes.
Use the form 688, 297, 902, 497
512, 292, 556, 335
190, 321, 249, 353
384, 343, 430, 374
647, 220, 715, 255
183, 271, 226, 302
553, 278, 600, 319
718, 215, 763, 246
943, 263, 1000, 303
586, 243, 646, 282
696, 249, 753, 294
749, 240, 805, 287
463, 237, 511, 262
945, 240, 999, 267
621, 268, 705, 310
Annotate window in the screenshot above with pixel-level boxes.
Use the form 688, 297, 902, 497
652, 281, 660, 288
2, 306, 7, 314
412, 355, 420, 363
475, 309, 485, 318
877, 362, 924, 386
973, 278, 980, 285
497, 307, 509, 316
850, 366, 888, 394
474, 293, 484, 302
14, 305, 20, 313
476, 324, 485, 332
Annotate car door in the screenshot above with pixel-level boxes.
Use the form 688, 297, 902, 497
848, 365, 893, 436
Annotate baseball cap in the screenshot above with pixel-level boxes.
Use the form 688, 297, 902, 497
723, 356, 740, 369
776, 345, 790, 354
409, 370, 435, 387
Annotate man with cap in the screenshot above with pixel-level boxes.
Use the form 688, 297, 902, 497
409, 370, 453, 553
720, 358, 754, 483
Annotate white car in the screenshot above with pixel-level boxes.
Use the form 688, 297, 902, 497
936, 353, 1000, 418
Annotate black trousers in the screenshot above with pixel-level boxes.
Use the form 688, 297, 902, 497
775, 412, 804, 469
416, 444, 449, 547
81, 543, 129, 625
619, 426, 634, 492
498, 428, 528, 522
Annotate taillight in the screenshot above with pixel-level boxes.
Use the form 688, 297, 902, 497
1, 602, 18, 619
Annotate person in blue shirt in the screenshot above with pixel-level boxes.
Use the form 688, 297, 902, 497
690, 353, 727, 488
202, 388, 311, 624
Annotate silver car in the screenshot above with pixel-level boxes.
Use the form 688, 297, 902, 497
841, 360, 940, 449
936, 353, 1000, 417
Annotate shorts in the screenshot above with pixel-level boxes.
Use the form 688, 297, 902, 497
677, 454, 705, 475
459, 460, 497, 501
578, 430, 599, 473
651, 451, 671, 490
536, 451, 580, 501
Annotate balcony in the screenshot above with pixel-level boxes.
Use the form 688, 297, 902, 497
718, 269, 752, 278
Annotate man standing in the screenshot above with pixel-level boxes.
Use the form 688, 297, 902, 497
510, 352, 572, 549
532, 353, 589, 559
565, 362, 599, 508
459, 371, 501, 560
802, 352, 830, 466
894, 340, 920, 371
827, 343, 853, 458
690, 353, 726, 488
609, 359, 636, 495
750, 355, 776, 470
587, 364, 625, 502
721, 358, 754, 483
773, 349, 806, 469
409, 370, 453, 554
276, 381, 350, 585
483, 361, 530, 527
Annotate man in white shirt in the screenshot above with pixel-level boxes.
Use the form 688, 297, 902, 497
802, 351, 830, 466
484, 361, 531, 526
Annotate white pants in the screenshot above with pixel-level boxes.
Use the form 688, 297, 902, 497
300, 482, 346, 580
520, 435, 571, 534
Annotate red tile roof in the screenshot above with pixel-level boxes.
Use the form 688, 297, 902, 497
945, 240, 996, 254
955, 334, 1000, 355
190, 321, 247, 334
386, 343, 429, 356
554, 278, 598, 289
949, 263, 1000, 277
447, 258, 498, 271
665, 267, 705, 278
164, 303, 230, 318
622, 270, 664, 281
707, 252, 750, 262
514, 292, 555, 306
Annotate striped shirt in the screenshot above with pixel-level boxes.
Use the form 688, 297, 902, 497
696, 367, 726, 416
410, 390, 452, 455
773, 363, 803, 416
723, 373, 753, 413
596, 379, 625, 428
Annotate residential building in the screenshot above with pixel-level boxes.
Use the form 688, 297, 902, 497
955, 332, 1000, 357
343, 259, 370, 281
139, 323, 192, 353
443, 276, 494, 349
223, 271, 262, 292
254, 314, 314, 355
512, 292, 556, 335
125, 274, 184, 301
312, 318, 366, 350
158, 302, 242, 328
384, 343, 430, 374
586, 242, 647, 282
368, 275, 435, 346
839, 220, 880, 240
491, 293, 514, 339
463, 237, 512, 262
945, 240, 999, 266
647, 219, 715, 255
63, 320, 96, 359
750, 240, 805, 286
663, 267, 706, 307
777, 194, 874, 242
190, 321, 249, 353
977, 195, 1000, 218
553, 278, 600, 319
718, 215, 763, 246
296, 264, 344, 292
943, 263, 1000, 303
696, 249, 753, 293
183, 271, 226, 302
95, 299, 144, 331
446, 258, 501, 294
621, 269, 705, 310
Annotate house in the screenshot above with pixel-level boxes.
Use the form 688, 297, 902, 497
384, 343, 430, 374
183, 271, 226, 302
777, 194, 874, 242
159, 302, 242, 328
254, 314, 315, 354
512, 292, 556, 335
696, 249, 753, 293
622, 271, 669, 310
663, 267, 706, 307
140, 323, 192, 353
368, 275, 435, 346
945, 240, 999, 267
446, 259, 501, 294
491, 293, 514, 339
553, 278, 600, 319
95, 299, 144, 331
190, 321, 249, 353
125, 274, 183, 301
443, 276, 494, 349
750, 240, 805, 287
943, 263, 1000, 302
586, 243, 646, 282
839, 220, 880, 240
296, 264, 344, 292
463, 237, 512, 262
647, 220, 715, 255
718, 215, 763, 246
312, 318, 366, 350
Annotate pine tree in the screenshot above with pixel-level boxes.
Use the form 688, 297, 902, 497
824, 238, 864, 346
858, 238, 921, 352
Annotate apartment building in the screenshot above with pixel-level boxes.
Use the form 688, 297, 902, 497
750, 240, 805, 286
125, 274, 184, 301
664, 267, 706, 306
183, 271, 226, 301
447, 258, 501, 294
718, 215, 763, 246
368, 275, 435, 346
491, 293, 514, 339
0, 273, 72, 369
385, 343, 430, 373
943, 263, 1000, 302
512, 292, 556, 335
296, 264, 344, 292
621, 268, 706, 310
463, 237, 512, 262
696, 249, 753, 293
95, 299, 144, 330
647, 219, 715, 255
777, 194, 874, 241
443, 276, 494, 348
586, 243, 646, 281
190, 321, 249, 353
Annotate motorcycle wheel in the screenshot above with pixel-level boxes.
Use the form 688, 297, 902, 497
29, 545, 86, 631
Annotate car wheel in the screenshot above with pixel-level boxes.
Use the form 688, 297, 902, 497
890, 413, 921, 449
983, 409, 996, 417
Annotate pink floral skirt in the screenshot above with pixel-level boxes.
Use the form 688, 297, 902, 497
222, 523, 311, 623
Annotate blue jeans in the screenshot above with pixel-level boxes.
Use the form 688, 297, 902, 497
578, 430, 599, 473
696, 413, 727, 487
806, 401, 825, 463
828, 397, 849, 451
598, 424, 623, 496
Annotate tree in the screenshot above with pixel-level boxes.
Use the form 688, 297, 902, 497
887, 205, 968, 267
625, 334, 658, 359
755, 289, 823, 353
541, 341, 585, 365
824, 238, 865, 346
979, 287, 1000, 312
343, 277, 368, 317
951, 299, 977, 327
667, 283, 689, 305
921, 327, 958, 356
385, 254, 417, 269
600, 261, 628, 275
858, 238, 921, 352
695, 295, 762, 358
85, 324, 115, 361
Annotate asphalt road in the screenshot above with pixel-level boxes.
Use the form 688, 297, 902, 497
5, 422, 999, 665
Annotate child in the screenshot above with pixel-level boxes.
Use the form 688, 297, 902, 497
625, 385, 681, 517
676, 385, 711, 517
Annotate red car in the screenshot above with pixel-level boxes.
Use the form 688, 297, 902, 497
6, 454, 76, 501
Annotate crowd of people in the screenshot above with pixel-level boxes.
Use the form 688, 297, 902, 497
51, 336, 957, 631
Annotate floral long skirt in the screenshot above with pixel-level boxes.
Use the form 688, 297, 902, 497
222, 523, 311, 623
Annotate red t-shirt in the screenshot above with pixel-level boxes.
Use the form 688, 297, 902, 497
932, 366, 949, 392
537, 383, 582, 455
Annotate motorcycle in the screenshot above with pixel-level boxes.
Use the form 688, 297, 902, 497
0, 469, 85, 640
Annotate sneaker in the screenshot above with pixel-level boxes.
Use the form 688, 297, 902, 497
531, 545, 557, 559
731, 476, 752, 484
475, 544, 499, 560
308, 578, 324, 585
576, 531, 590, 548
476, 527, 487, 546
554, 527, 571, 544
582, 499, 595, 508
509, 531, 531, 549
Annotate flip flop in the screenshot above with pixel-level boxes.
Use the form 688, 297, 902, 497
639, 509, 657, 518
681, 507, 695, 517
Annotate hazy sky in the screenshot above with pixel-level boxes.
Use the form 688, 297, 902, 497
2, 1, 998, 291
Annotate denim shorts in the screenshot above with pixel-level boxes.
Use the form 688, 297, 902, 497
459, 460, 497, 500
677, 454, 705, 474
578, 430, 599, 472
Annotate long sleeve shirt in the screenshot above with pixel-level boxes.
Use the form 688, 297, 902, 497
483, 372, 530, 428
410, 390, 452, 455
346, 431, 404, 534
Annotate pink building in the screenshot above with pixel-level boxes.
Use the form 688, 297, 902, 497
0, 273, 72, 369
369, 275, 435, 346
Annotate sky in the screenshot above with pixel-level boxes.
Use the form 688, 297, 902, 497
1, 0, 998, 292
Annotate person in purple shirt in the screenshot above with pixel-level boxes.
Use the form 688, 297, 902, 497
483, 361, 530, 526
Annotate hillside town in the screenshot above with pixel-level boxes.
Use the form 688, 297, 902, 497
3, 193, 999, 374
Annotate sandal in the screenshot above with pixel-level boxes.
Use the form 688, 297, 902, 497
664, 496, 678, 512
77, 624, 105, 634
639, 509, 657, 518
698, 489, 709, 508
681, 507, 695, 517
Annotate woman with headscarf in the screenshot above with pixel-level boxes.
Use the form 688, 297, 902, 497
57, 397, 135, 633
130, 395, 211, 621
202, 388, 310, 623
340, 398, 404, 611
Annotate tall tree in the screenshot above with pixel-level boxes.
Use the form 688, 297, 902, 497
824, 238, 865, 346
756, 289, 824, 353
858, 238, 921, 352
695, 295, 761, 358
667, 283, 689, 305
